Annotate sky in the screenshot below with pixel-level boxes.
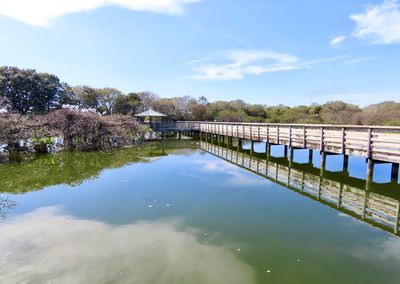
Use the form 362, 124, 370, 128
0, 0, 399, 106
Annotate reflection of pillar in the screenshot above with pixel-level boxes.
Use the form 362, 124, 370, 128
317, 176, 322, 200
391, 163, 399, 183
178, 131, 181, 139
395, 202, 399, 234
362, 190, 368, 220
238, 139, 243, 148
337, 183, 343, 209
284, 145, 288, 158
250, 141, 254, 154
266, 143, 271, 159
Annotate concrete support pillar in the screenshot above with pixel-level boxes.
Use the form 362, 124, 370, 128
266, 143, 271, 159
320, 152, 326, 176
283, 145, 288, 158
367, 159, 374, 182
391, 163, 399, 183
308, 149, 313, 164
343, 155, 349, 173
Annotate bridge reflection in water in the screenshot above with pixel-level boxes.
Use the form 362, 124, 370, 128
200, 140, 400, 236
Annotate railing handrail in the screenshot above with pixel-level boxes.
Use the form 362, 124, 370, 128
176, 121, 400, 130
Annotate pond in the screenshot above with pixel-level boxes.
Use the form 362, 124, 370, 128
1, 139, 400, 284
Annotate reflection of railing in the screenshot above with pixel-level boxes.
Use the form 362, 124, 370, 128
145, 122, 200, 132
200, 141, 400, 235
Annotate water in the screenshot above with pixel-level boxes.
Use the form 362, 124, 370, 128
1, 139, 400, 284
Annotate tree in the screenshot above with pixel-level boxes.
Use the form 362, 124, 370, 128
71, 86, 100, 110
96, 88, 122, 115
113, 92, 142, 115
0, 66, 67, 114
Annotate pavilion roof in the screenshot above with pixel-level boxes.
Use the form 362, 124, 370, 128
134, 108, 167, 117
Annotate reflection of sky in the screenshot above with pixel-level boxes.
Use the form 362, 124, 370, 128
0, 207, 256, 284
195, 159, 267, 187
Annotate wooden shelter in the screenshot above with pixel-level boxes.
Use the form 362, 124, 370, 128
134, 108, 167, 130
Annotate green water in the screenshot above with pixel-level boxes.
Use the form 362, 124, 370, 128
1, 140, 400, 284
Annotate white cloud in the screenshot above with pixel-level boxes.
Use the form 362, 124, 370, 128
350, 0, 400, 44
0, 0, 199, 26
188, 50, 345, 81
330, 35, 347, 47
0, 207, 256, 283
189, 50, 300, 80
345, 56, 376, 64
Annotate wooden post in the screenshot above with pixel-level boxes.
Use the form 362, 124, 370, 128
343, 155, 349, 173
277, 125, 280, 144
367, 128, 372, 159
320, 126, 324, 152
367, 158, 374, 182
289, 147, 294, 165
284, 145, 288, 158
308, 149, 313, 164
391, 163, 399, 183
251, 140, 254, 154
303, 126, 306, 148
258, 125, 260, 141
341, 127, 345, 154
288, 126, 292, 148
320, 152, 326, 176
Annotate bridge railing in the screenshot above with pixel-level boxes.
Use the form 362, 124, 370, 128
186, 122, 400, 164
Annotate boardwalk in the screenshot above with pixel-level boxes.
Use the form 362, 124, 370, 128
200, 140, 400, 236
150, 121, 400, 181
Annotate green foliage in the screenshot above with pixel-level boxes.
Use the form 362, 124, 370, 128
0, 66, 67, 115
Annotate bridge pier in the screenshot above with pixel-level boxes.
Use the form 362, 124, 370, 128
392, 163, 399, 183
320, 152, 327, 176
343, 155, 349, 173
284, 145, 288, 158
367, 159, 374, 182
308, 149, 313, 164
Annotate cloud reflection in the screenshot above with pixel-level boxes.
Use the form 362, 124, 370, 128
0, 207, 256, 284
196, 160, 266, 186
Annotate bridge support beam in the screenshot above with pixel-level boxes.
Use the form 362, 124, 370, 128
284, 145, 288, 158
308, 149, 313, 164
367, 159, 374, 182
391, 163, 399, 183
320, 152, 327, 176
343, 155, 349, 173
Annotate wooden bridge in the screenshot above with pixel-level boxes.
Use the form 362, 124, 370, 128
200, 140, 400, 236
149, 121, 400, 182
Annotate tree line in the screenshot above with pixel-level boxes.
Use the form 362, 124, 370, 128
1, 66, 399, 125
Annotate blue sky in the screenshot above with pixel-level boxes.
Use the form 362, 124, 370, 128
0, 0, 399, 106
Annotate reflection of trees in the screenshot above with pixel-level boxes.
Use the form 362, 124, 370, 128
0, 140, 198, 194
0, 196, 16, 219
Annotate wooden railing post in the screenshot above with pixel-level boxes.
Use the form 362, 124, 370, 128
320, 126, 324, 152
341, 127, 345, 154
367, 128, 372, 159
303, 126, 306, 148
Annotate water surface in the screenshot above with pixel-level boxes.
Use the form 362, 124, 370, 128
1, 140, 400, 284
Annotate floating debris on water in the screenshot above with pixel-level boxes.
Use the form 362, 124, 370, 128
237, 248, 241, 252
147, 205, 153, 208
165, 204, 171, 207
267, 270, 271, 273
